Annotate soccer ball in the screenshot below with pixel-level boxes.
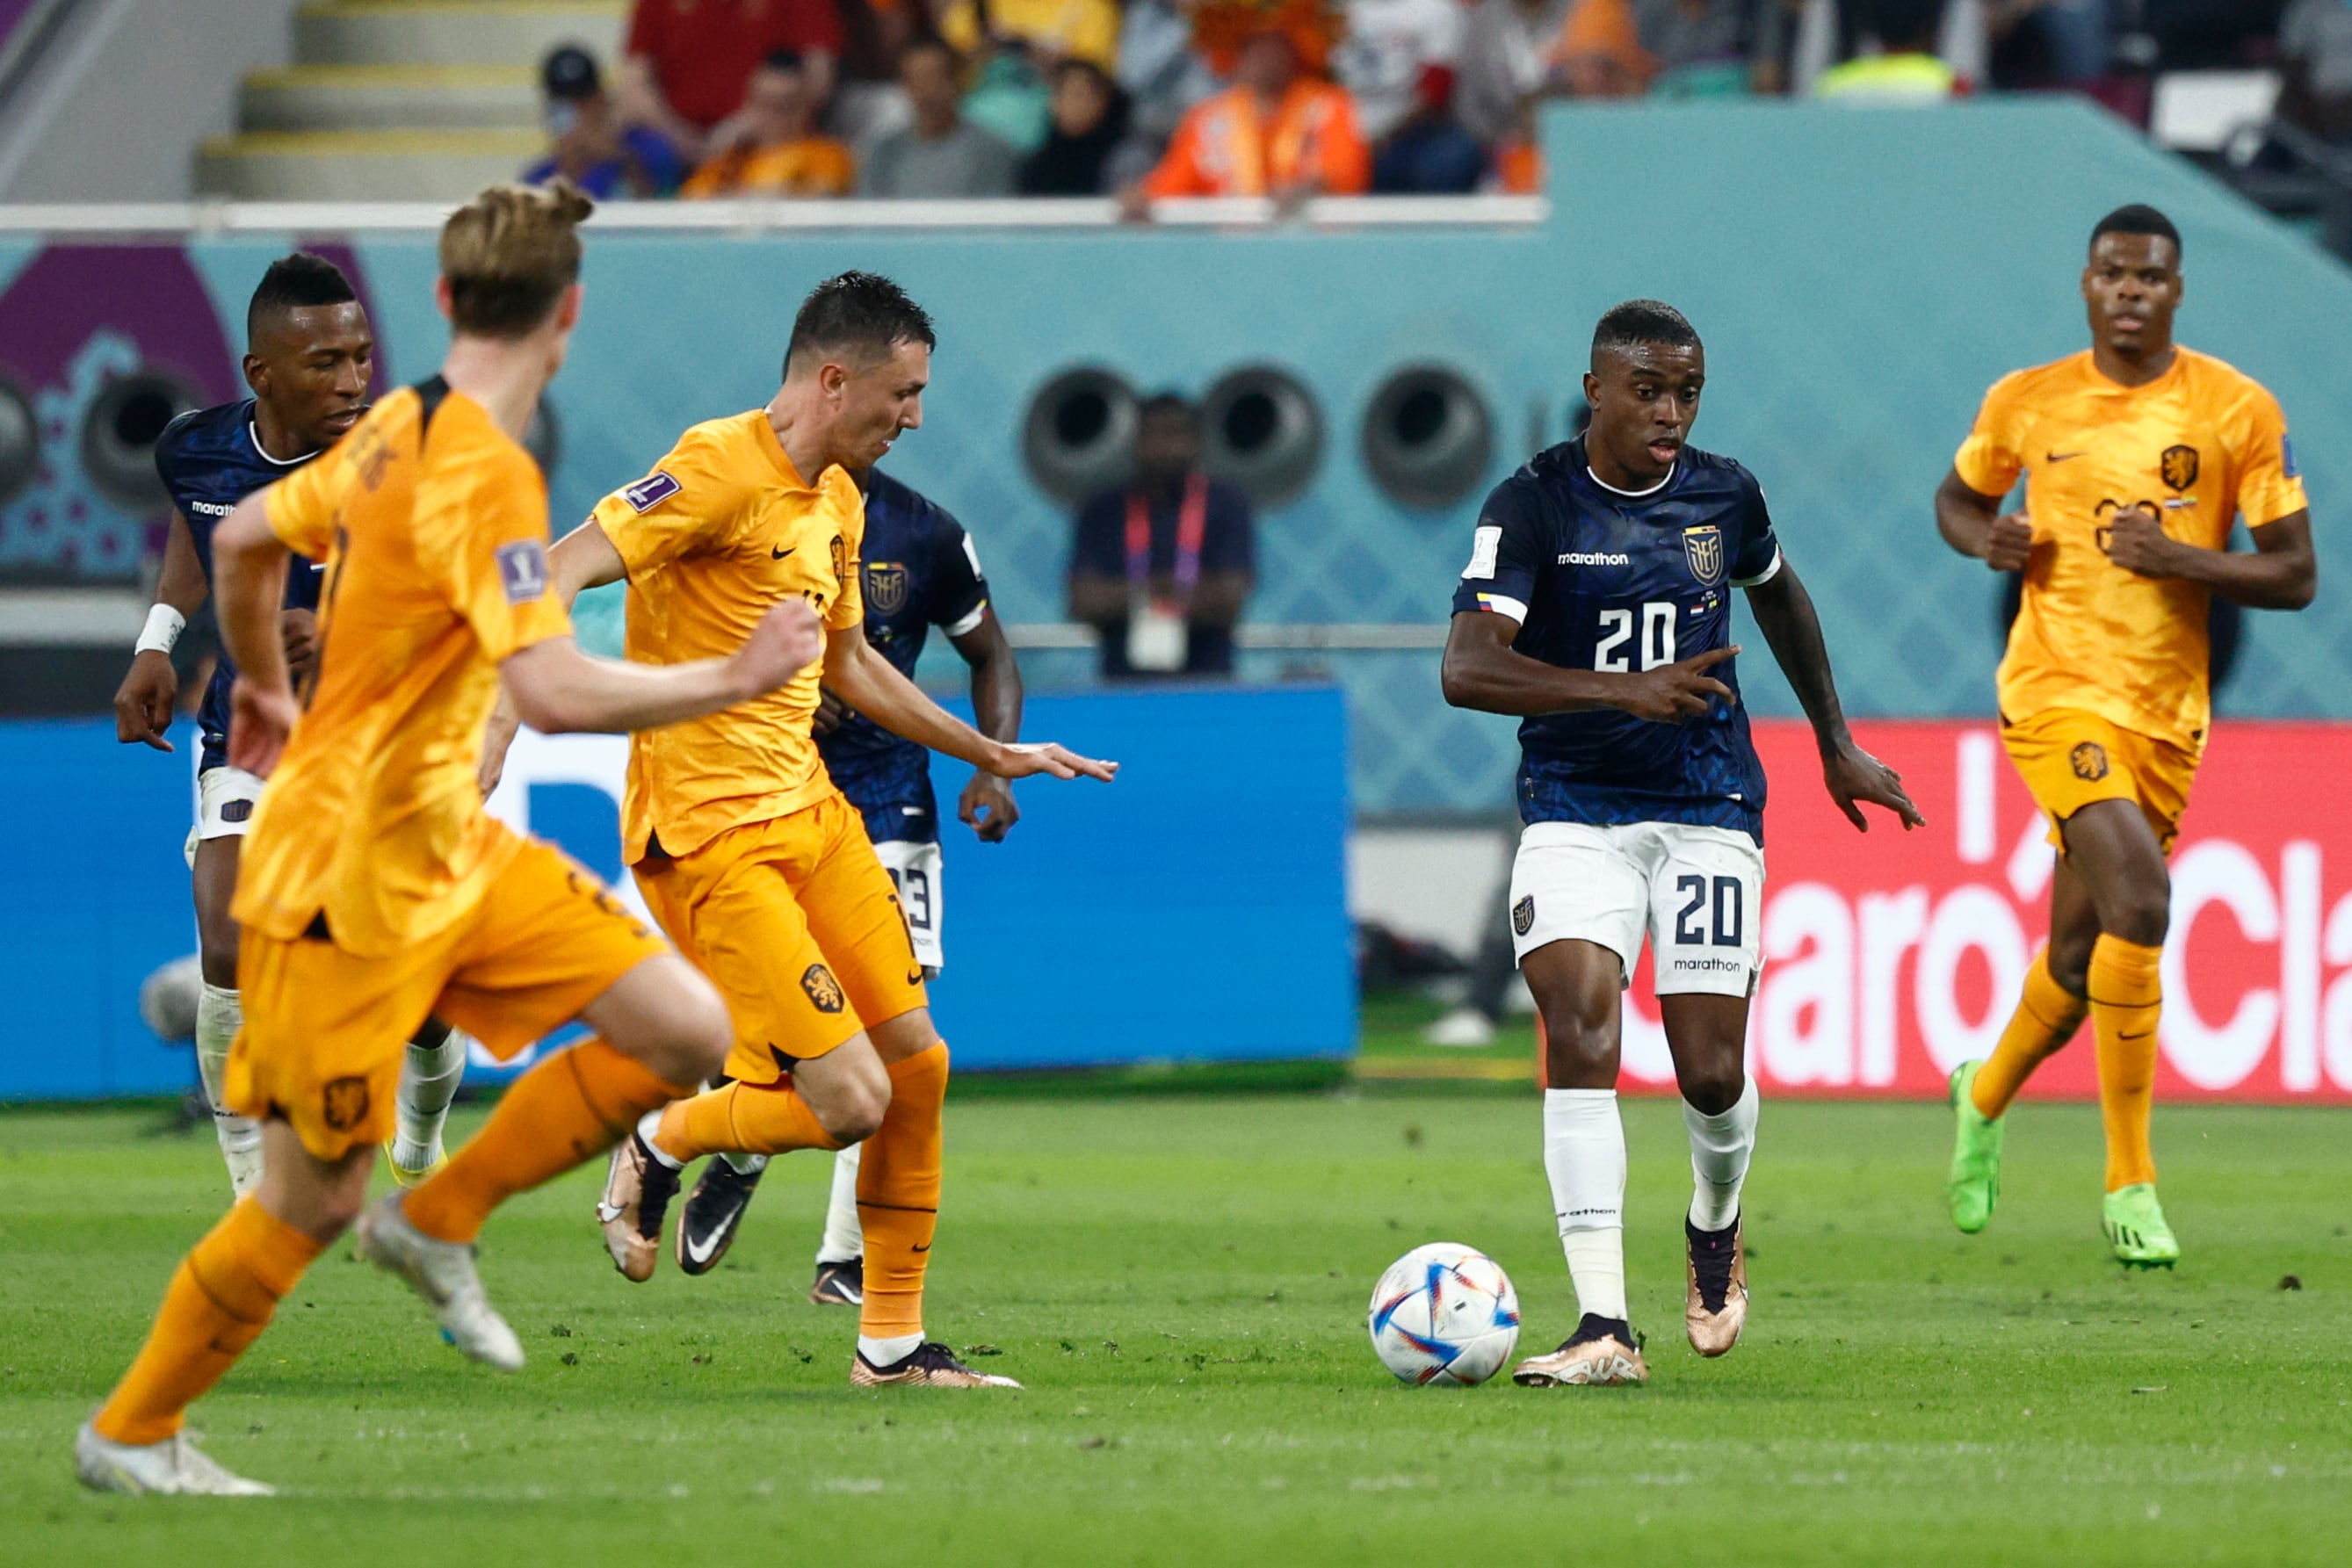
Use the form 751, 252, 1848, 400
1366, 1242, 1520, 1386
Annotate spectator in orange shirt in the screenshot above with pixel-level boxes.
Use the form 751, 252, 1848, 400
1126, 23, 1371, 213
682, 51, 858, 198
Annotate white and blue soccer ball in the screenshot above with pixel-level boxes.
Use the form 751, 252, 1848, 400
1367, 1242, 1521, 1386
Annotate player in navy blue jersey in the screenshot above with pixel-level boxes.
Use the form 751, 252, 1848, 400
110, 256, 468, 1196
672, 466, 1024, 1305
1443, 300, 1921, 1387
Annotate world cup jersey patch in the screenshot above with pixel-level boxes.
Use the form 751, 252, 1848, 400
620, 470, 681, 512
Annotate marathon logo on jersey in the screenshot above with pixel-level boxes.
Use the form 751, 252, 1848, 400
496, 539, 549, 604
1683, 524, 1726, 586
865, 561, 909, 616
2160, 444, 2200, 493
620, 470, 682, 512
187, 499, 235, 517
801, 964, 847, 1014
1558, 550, 1632, 567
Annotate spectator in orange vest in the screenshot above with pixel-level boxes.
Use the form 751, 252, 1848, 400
682, 51, 858, 198
1125, 25, 1371, 214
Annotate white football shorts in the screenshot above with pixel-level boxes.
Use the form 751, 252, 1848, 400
1508, 820, 1763, 997
182, 763, 268, 868
873, 836, 944, 974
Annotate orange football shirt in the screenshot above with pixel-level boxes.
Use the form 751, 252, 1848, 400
591, 409, 865, 864
236, 379, 573, 957
1954, 346, 2306, 750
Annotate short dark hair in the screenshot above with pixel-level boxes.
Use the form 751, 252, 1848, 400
1138, 390, 1196, 426
784, 271, 937, 379
2091, 203, 2182, 261
247, 252, 358, 344
1591, 299, 1701, 361
762, 47, 804, 73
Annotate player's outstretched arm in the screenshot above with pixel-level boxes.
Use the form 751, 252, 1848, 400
499, 598, 822, 737
948, 607, 1026, 841
1935, 469, 2033, 573
2102, 505, 2317, 610
214, 494, 300, 776
1439, 611, 1733, 724
479, 520, 633, 792
1742, 561, 1923, 834
113, 509, 210, 752
825, 624, 1115, 784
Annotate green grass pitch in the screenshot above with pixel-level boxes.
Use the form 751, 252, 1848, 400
3, 1092, 2347, 1565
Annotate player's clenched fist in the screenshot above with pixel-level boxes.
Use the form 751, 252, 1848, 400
728, 598, 825, 697
1618, 645, 1738, 725
1981, 510, 2033, 573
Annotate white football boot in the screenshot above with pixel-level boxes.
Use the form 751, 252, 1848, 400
352, 1193, 525, 1371
76, 1421, 273, 1496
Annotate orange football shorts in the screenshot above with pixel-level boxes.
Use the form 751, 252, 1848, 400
2001, 707, 2200, 855
633, 791, 926, 1086
228, 829, 670, 1160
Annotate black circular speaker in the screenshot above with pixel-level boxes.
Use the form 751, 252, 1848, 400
80, 368, 202, 511
1022, 365, 1138, 505
0, 376, 37, 507
524, 398, 562, 478
1362, 364, 1494, 511
1201, 364, 1321, 508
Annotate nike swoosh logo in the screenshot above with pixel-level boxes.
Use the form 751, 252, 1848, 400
597, 1203, 623, 1223
772, 546, 797, 560
2045, 451, 2086, 463
912, 1242, 931, 1253
683, 1208, 740, 1267
905, 970, 924, 986
2120, 1029, 2155, 1040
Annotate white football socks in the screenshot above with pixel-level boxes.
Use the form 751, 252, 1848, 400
195, 983, 264, 1197
636, 1107, 685, 1168
1683, 1076, 1759, 1232
389, 1021, 467, 1174
815, 1143, 865, 1264
722, 1151, 769, 1176
1543, 1087, 1627, 1322
858, 1332, 922, 1366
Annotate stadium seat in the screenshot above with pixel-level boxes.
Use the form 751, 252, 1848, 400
199, 2, 625, 201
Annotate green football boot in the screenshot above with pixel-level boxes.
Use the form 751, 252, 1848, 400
1946, 1060, 2003, 1234
2102, 1183, 2181, 1268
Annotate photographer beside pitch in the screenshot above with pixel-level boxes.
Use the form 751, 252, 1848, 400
1444, 300, 1920, 1387
1936, 205, 2318, 1268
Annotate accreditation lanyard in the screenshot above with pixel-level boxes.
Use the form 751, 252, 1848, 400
1125, 473, 1209, 604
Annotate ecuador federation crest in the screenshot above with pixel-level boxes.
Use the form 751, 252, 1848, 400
865, 561, 909, 616
1683, 524, 1725, 586
2160, 444, 2199, 493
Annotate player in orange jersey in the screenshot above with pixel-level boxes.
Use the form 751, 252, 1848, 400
76, 183, 824, 1498
488, 271, 1115, 1390
1935, 204, 2317, 1268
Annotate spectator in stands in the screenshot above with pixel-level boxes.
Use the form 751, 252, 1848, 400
1336, 0, 1465, 146
834, 0, 925, 145
939, 0, 1123, 71
859, 37, 1021, 196
1119, 0, 1221, 149
1019, 59, 1138, 193
1068, 394, 1256, 683
619, 0, 844, 163
1983, 1, 2110, 89
2280, 0, 2352, 144
1126, 9, 1371, 211
523, 45, 683, 199
1549, 0, 1654, 96
681, 51, 858, 197
1813, 0, 1961, 98
1458, 0, 1572, 142
1550, 0, 1781, 98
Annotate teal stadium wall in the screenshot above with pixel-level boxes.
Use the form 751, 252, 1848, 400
3, 99, 2346, 814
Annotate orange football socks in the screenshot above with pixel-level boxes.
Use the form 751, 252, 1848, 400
1971, 947, 2091, 1119
857, 1043, 948, 1342
403, 1037, 686, 1245
652, 1078, 844, 1160
93, 1196, 323, 1447
2089, 936, 2164, 1191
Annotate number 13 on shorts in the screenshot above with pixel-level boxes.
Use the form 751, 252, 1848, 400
873, 837, 944, 972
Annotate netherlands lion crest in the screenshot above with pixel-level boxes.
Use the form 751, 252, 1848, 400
801, 964, 847, 1015
2160, 444, 2199, 492
322, 1075, 372, 1132
1682, 525, 1725, 586
865, 561, 909, 616
829, 534, 849, 589
2070, 741, 2110, 782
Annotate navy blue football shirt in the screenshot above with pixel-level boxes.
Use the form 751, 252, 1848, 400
1451, 437, 1783, 842
153, 400, 328, 773
820, 469, 990, 846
